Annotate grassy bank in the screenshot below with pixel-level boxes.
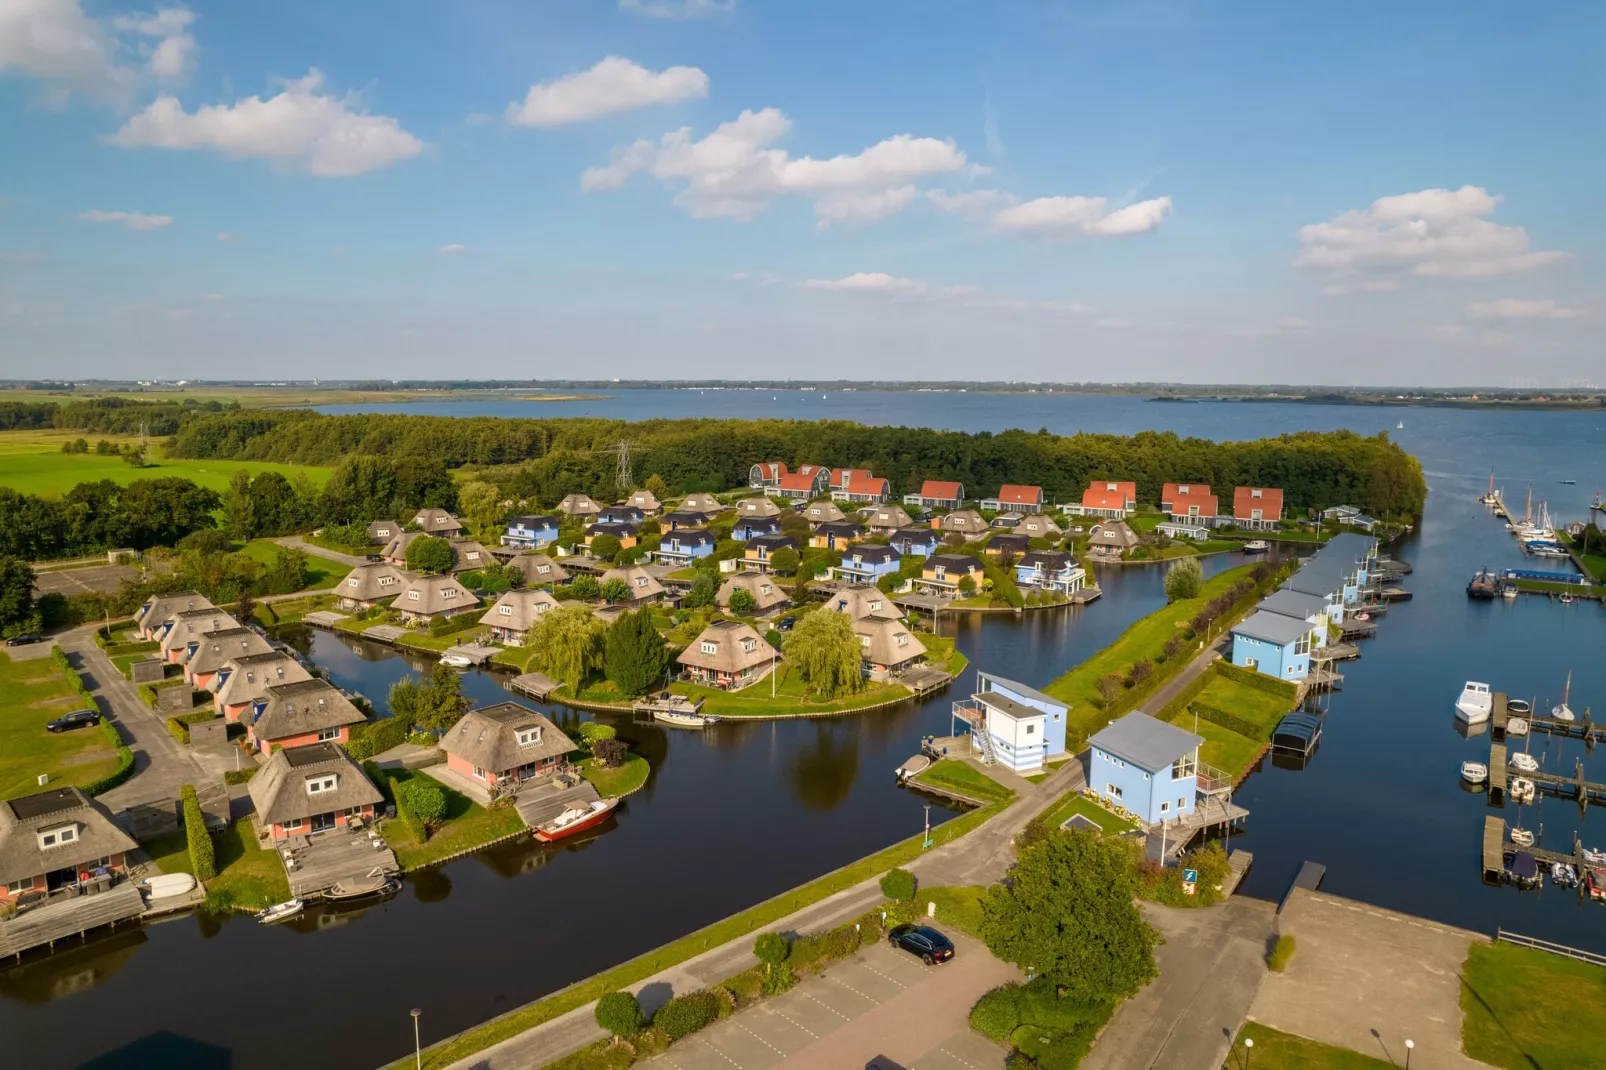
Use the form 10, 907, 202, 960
580, 753, 650, 797
1035, 791, 1139, 836
380, 770, 527, 871
0, 651, 121, 799
1159, 664, 1295, 780
911, 759, 1016, 806
1460, 941, 1606, 1069
0, 431, 332, 497
1228, 1023, 1392, 1068
145, 822, 292, 911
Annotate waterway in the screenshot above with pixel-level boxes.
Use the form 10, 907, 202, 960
2, 392, 1603, 1069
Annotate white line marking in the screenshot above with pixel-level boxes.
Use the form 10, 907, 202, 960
731, 1018, 788, 1059
825, 970, 882, 1005
768, 1005, 819, 1039
802, 989, 854, 1021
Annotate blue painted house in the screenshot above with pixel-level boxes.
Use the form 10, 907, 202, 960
661, 509, 706, 531
502, 515, 558, 550
655, 529, 715, 568
831, 545, 901, 584
1087, 712, 1204, 825
732, 516, 784, 541
1230, 609, 1316, 680
1014, 551, 1086, 595
1255, 589, 1334, 647
951, 672, 1069, 774
598, 504, 646, 526
888, 527, 940, 557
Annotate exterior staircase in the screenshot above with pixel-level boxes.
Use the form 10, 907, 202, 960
972, 721, 999, 766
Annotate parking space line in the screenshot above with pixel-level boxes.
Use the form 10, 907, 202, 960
801, 989, 854, 1020
858, 957, 912, 988
768, 1005, 820, 1039
730, 1019, 787, 1059
699, 1037, 744, 1068
823, 971, 884, 1006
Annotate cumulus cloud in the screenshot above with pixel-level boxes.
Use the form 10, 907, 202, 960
801, 272, 935, 297
0, 0, 135, 101
79, 209, 173, 229
110, 6, 196, 81
508, 56, 708, 127
926, 188, 1005, 217
800, 272, 1090, 314
992, 194, 1173, 238
619, 0, 734, 19
1466, 298, 1585, 320
583, 108, 968, 223
215, 231, 241, 242
1297, 185, 1571, 284
437, 243, 466, 255
110, 70, 425, 177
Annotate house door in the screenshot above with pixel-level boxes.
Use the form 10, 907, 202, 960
45, 865, 77, 891
827, 534, 837, 549
310, 812, 337, 832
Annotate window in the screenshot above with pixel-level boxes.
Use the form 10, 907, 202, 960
1106, 783, 1123, 799
895, 634, 908, 647
636, 577, 649, 587
701, 641, 718, 655
1025, 723, 1035, 734
860, 636, 871, 647
7, 878, 33, 894
283, 818, 303, 831
37, 825, 77, 849
442, 588, 457, 599
306, 774, 337, 795
1160, 801, 1170, 813
346, 578, 359, 588
380, 576, 395, 586
317, 727, 341, 742
537, 565, 550, 574
408, 591, 420, 601
1178, 797, 1186, 809
516, 726, 542, 747
499, 605, 513, 616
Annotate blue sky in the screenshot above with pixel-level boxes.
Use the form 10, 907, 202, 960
1, 0, 1601, 384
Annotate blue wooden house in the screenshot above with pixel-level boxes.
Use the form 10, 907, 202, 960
1255, 589, 1334, 647
831, 545, 901, 584
655, 529, 715, 568
1087, 712, 1204, 825
598, 504, 646, 526
888, 527, 940, 557
1014, 551, 1086, 595
501, 515, 558, 550
1229, 609, 1316, 680
732, 516, 784, 541
950, 672, 1069, 774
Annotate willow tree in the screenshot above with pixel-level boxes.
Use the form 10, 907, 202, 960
782, 611, 865, 698
528, 604, 608, 687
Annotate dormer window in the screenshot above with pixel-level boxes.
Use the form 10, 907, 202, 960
380, 576, 395, 586
741, 639, 757, 653
860, 636, 871, 647
760, 584, 772, 595
701, 641, 718, 655
245, 671, 256, 683
516, 726, 542, 747
498, 605, 513, 616
442, 588, 457, 599
636, 577, 648, 587
408, 591, 420, 601
347, 578, 359, 588
1252, 489, 1264, 499
306, 774, 338, 795
37, 824, 78, 849
537, 565, 550, 574
896, 634, 908, 646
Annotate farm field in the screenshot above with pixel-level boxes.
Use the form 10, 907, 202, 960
0, 431, 333, 497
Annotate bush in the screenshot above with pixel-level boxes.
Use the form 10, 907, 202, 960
577, 721, 617, 749
880, 867, 917, 901
180, 783, 216, 882
970, 983, 1022, 1041
1214, 660, 1300, 699
594, 990, 644, 1037
652, 989, 721, 1040
592, 738, 629, 768
165, 710, 217, 745
223, 767, 258, 786
761, 961, 796, 996
427, 612, 482, 639
754, 931, 790, 966
395, 777, 447, 829
1163, 557, 1204, 601
1268, 934, 1296, 972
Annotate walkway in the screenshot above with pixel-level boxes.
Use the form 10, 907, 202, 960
1144, 638, 1226, 715
274, 535, 372, 568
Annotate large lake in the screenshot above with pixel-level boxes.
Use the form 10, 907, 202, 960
2, 391, 1602, 1069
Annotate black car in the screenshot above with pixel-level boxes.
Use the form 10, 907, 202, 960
888, 923, 955, 964
5, 633, 43, 647
46, 709, 101, 733
776, 616, 797, 631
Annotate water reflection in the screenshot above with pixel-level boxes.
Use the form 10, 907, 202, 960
0, 929, 148, 1004
787, 721, 861, 811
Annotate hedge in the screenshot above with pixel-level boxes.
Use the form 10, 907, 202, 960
344, 715, 411, 761
138, 678, 187, 709
652, 989, 722, 1040
388, 775, 429, 842
166, 710, 219, 745
82, 721, 135, 796
180, 784, 216, 882
51, 648, 95, 703
1214, 659, 1299, 700
224, 767, 259, 786
1189, 701, 1271, 742
427, 613, 483, 639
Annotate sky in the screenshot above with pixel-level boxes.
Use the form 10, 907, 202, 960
0, 0, 1602, 385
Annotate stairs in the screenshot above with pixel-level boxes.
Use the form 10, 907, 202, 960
973, 722, 999, 767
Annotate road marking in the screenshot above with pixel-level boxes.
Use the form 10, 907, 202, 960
824, 971, 882, 1005
696, 1037, 744, 1068
768, 1005, 819, 1039
859, 958, 910, 988
935, 1046, 988, 1070
802, 989, 854, 1020
731, 1018, 787, 1058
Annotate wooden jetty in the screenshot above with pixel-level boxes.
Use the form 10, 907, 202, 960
1337, 618, 1377, 640
507, 672, 560, 701
0, 884, 145, 960
1487, 738, 1606, 812
1312, 641, 1361, 662
1492, 691, 1606, 745
441, 642, 499, 666
1380, 586, 1412, 601
303, 610, 350, 628
1480, 816, 1598, 886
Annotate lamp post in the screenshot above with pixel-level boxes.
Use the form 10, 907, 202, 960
1405, 1039, 1414, 1069
411, 1008, 422, 1070
1243, 1036, 1253, 1070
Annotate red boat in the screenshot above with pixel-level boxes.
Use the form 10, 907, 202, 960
533, 798, 619, 843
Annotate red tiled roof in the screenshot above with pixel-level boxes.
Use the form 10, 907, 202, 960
776, 472, 818, 491
919, 480, 962, 500
1233, 486, 1284, 519
754, 461, 788, 479
994, 484, 1043, 505
1081, 486, 1128, 511
831, 468, 869, 488
798, 464, 827, 476
1162, 483, 1217, 516
840, 471, 890, 496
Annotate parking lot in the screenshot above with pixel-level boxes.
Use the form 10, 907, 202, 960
643, 933, 1015, 1070
34, 564, 139, 597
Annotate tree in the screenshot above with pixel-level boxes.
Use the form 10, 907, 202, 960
0, 556, 38, 636
728, 588, 757, 615
604, 610, 669, 696
388, 662, 470, 733
223, 470, 256, 541
261, 546, 308, 595
644, 473, 671, 501
683, 570, 719, 609
458, 480, 502, 538
595, 991, 643, 1038
754, 932, 789, 969
958, 576, 976, 595
406, 535, 454, 574
980, 831, 1157, 1004
1095, 673, 1123, 707
1163, 556, 1204, 602
589, 533, 622, 561
527, 604, 608, 687
599, 577, 630, 603
593, 738, 629, 768
782, 610, 865, 698
880, 868, 916, 901
569, 574, 601, 600
235, 589, 257, 628
770, 547, 799, 575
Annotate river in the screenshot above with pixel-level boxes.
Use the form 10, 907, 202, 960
2, 392, 1602, 1068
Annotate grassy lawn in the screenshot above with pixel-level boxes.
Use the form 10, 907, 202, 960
253, 594, 337, 625
1460, 942, 1606, 1069
1160, 665, 1296, 779
1189, 719, 1266, 782
234, 539, 353, 590
579, 753, 650, 797
0, 652, 121, 800
918, 885, 987, 939
380, 770, 527, 871
145, 822, 293, 911
0, 433, 332, 497
1226, 1023, 1391, 1069
666, 665, 913, 717
1037, 790, 1139, 835
911, 759, 1016, 805
397, 625, 490, 652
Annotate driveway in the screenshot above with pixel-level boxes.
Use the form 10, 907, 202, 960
275, 535, 372, 568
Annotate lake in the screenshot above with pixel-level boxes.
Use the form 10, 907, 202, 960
2, 391, 1602, 1069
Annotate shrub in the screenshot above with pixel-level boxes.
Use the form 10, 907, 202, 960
970, 983, 1022, 1041
427, 612, 482, 639
1268, 934, 1296, 972
82, 721, 134, 796
1163, 557, 1204, 601
577, 722, 618, 749
721, 967, 763, 1005
223, 767, 258, 786
165, 710, 217, 744
1161, 636, 1183, 663
762, 961, 796, 996
592, 738, 629, 768
754, 931, 789, 966
652, 989, 720, 1040
880, 867, 917, 901
396, 777, 447, 829
180, 783, 216, 882
1127, 660, 1153, 687
594, 991, 644, 1037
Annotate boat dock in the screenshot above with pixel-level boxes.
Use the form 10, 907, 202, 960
507, 672, 561, 701
1491, 692, 1606, 744
441, 642, 500, 666
1485, 741, 1606, 811
1336, 618, 1377, 640
0, 884, 146, 960
1480, 816, 1597, 886
1313, 641, 1361, 662
278, 826, 401, 899
1149, 794, 1251, 861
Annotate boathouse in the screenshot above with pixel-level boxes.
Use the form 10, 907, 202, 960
1087, 712, 1204, 825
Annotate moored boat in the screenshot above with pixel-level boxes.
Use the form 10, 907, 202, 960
141, 872, 197, 898
1506, 717, 1529, 737
1456, 681, 1493, 723
1509, 828, 1535, 847
1507, 698, 1532, 715
1505, 851, 1541, 888
1509, 752, 1539, 773
654, 709, 721, 729
325, 876, 401, 902
255, 898, 305, 924
1587, 867, 1606, 902
1551, 862, 1579, 888
1243, 540, 1269, 553
533, 798, 620, 843
440, 653, 473, 668
1510, 777, 1537, 803
1460, 761, 1488, 784
1553, 673, 1576, 722
1466, 568, 1500, 599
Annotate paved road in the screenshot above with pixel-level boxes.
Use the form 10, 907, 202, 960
275, 535, 372, 568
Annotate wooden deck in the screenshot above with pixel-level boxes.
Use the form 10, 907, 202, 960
1149, 795, 1251, 860
1310, 641, 1361, 662
507, 672, 560, 701
0, 883, 145, 959
442, 642, 500, 666
304, 610, 349, 627
514, 780, 603, 828
277, 826, 400, 898
1491, 690, 1606, 744
898, 665, 955, 695
1481, 816, 1599, 886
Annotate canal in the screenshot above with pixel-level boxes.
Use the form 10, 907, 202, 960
1, 395, 1602, 1068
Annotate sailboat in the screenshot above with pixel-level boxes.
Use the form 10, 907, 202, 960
1396, 420, 1405, 430
1552, 671, 1575, 722
1479, 470, 1502, 505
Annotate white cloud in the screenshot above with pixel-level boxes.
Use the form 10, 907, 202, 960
110, 6, 196, 81
110, 70, 425, 177
926, 188, 1004, 217
801, 272, 933, 297
0, 0, 135, 101
508, 56, 708, 127
800, 273, 1090, 314
79, 209, 173, 229
1297, 185, 1571, 284
437, 243, 466, 255
583, 107, 968, 223
619, 0, 734, 19
215, 231, 241, 242
1466, 298, 1585, 320
992, 194, 1173, 238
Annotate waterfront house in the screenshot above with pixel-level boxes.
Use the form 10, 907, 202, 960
598, 505, 646, 527
733, 515, 784, 541
0, 787, 137, 908
367, 519, 400, 545
412, 508, 464, 538
1015, 551, 1086, 595
502, 515, 559, 550
160, 608, 241, 663
803, 499, 847, 526
1279, 571, 1348, 619
1088, 520, 1140, 558
599, 565, 666, 607
742, 533, 799, 572
1230, 610, 1316, 681
480, 588, 560, 644
448, 538, 500, 574
439, 703, 577, 791
1323, 504, 1361, 523
888, 527, 940, 557
678, 493, 724, 519
810, 520, 864, 550
584, 522, 638, 550
904, 480, 965, 512
661, 509, 707, 531
749, 461, 788, 488
1087, 712, 1203, 825
951, 672, 1069, 775
853, 615, 926, 679
214, 651, 311, 721
830, 544, 901, 584
981, 485, 1045, 514
915, 553, 986, 596
1231, 487, 1284, 531
558, 493, 603, 518
864, 505, 914, 533
503, 552, 567, 587
249, 743, 384, 841
135, 591, 215, 640
826, 585, 896, 620
677, 620, 777, 690
381, 531, 419, 567
1016, 514, 1063, 541
717, 573, 790, 617
830, 469, 892, 504
1156, 521, 1211, 541
1071, 481, 1137, 520
776, 467, 832, 500
736, 496, 783, 520
337, 562, 407, 611
936, 509, 988, 536
1161, 483, 1220, 526
655, 528, 715, 568
183, 627, 274, 689
1256, 589, 1334, 647
247, 679, 367, 753
626, 489, 662, 515
984, 533, 1031, 558
391, 574, 479, 623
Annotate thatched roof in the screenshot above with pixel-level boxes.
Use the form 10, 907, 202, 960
853, 615, 927, 668
438, 703, 577, 775
480, 588, 560, 633
252, 680, 366, 743
184, 627, 274, 676
0, 788, 137, 886
339, 562, 408, 602
717, 573, 789, 613
213, 651, 311, 705
677, 620, 777, 674
391, 574, 479, 616
249, 744, 383, 826
159, 608, 241, 655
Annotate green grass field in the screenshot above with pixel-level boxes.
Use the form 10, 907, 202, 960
1460, 942, 1606, 1069
1164, 666, 1293, 779
1036, 791, 1139, 835
912, 759, 1016, 805
580, 753, 650, 797
145, 822, 292, 911
233, 539, 353, 589
380, 769, 528, 871
0, 430, 332, 497
1227, 1023, 1392, 1069
0, 652, 121, 799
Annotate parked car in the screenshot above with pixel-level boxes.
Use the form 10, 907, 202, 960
776, 616, 797, 631
5, 633, 43, 646
887, 923, 955, 964
46, 709, 102, 733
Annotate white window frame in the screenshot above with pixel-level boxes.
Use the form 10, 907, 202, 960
516, 726, 542, 747
316, 727, 341, 742
306, 773, 338, 795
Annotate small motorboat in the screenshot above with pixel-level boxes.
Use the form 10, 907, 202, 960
1551, 862, 1579, 888
1460, 761, 1489, 784
533, 798, 620, 843
1560, 593, 1574, 605
140, 872, 197, 898
1355, 612, 1370, 622
1507, 698, 1532, 715
1561, 479, 1577, 485
1583, 847, 1606, 866
325, 876, 401, 902
1510, 777, 1537, 803
440, 654, 474, 669
1501, 583, 1518, 601
1509, 752, 1539, 773
1243, 540, 1270, 553
255, 898, 305, 925
653, 709, 720, 729
1588, 867, 1606, 903
1506, 851, 1541, 889
1456, 681, 1494, 723
1510, 828, 1535, 848
1506, 717, 1529, 737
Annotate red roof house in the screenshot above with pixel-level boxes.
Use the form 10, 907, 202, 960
1232, 487, 1284, 530
905, 479, 965, 511
1074, 481, 1136, 518
982, 485, 1045, 513
1161, 483, 1219, 522
831, 469, 892, 503
775, 468, 831, 499
749, 461, 789, 488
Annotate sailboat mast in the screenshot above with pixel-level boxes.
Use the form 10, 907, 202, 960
1524, 483, 1533, 525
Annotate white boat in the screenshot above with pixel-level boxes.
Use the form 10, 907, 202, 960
1506, 717, 1530, 737
1551, 862, 1579, 887
140, 872, 197, 898
255, 898, 305, 924
1396, 421, 1405, 430
1460, 761, 1489, 784
1510, 828, 1536, 847
1456, 681, 1494, 722
440, 654, 473, 668
1502, 584, 1518, 601
654, 709, 719, 729
1553, 673, 1575, 721
1560, 593, 1574, 604
1583, 847, 1606, 865
1510, 777, 1537, 803
1509, 752, 1539, 773
1507, 698, 1532, 715
1243, 540, 1270, 553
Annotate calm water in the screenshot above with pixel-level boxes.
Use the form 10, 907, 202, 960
3, 392, 1603, 1068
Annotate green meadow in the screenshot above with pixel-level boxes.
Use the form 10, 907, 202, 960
0, 430, 332, 497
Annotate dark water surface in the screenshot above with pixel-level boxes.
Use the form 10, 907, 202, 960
3, 392, 1603, 1068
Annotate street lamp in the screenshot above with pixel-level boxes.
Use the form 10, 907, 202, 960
1243, 1036, 1253, 1070
1405, 1039, 1414, 1069
411, 1008, 422, 1070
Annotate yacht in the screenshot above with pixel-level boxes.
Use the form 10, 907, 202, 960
1456, 681, 1494, 723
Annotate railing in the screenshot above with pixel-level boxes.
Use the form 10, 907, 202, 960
1495, 929, 1606, 967
1195, 761, 1234, 794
